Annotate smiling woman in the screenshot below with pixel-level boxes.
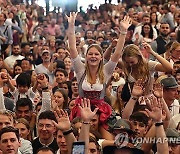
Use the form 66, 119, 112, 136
67, 12, 132, 140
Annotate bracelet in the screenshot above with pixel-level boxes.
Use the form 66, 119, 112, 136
42, 87, 48, 91
155, 122, 163, 127
63, 127, 73, 135
83, 121, 90, 124
120, 31, 127, 35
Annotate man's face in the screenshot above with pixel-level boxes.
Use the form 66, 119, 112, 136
38, 119, 56, 141
12, 45, 21, 56
88, 142, 99, 154
57, 49, 66, 60
0, 115, 13, 130
168, 144, 179, 154
42, 53, 50, 62
55, 71, 66, 84
23, 45, 31, 54
0, 132, 21, 154
90, 114, 99, 131
16, 106, 32, 122
57, 130, 67, 152
164, 88, 178, 103
160, 24, 170, 37
130, 120, 147, 137
21, 60, 31, 72
142, 17, 150, 24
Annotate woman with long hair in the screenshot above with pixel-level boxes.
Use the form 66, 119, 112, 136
52, 88, 68, 110
67, 12, 132, 140
121, 43, 173, 104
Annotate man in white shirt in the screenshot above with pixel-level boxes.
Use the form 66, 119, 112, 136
4, 44, 24, 69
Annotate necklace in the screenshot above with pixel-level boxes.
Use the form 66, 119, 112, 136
39, 137, 54, 147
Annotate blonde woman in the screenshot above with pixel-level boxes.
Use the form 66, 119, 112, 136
121, 43, 173, 103
67, 12, 132, 140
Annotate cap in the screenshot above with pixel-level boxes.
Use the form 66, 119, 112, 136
166, 128, 179, 138
161, 76, 178, 89
41, 50, 50, 56
113, 119, 134, 134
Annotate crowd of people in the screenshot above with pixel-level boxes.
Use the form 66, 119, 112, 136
0, 0, 180, 154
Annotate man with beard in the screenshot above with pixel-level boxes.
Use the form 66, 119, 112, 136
4, 44, 24, 70
151, 22, 171, 56
32, 110, 58, 154
35, 50, 54, 84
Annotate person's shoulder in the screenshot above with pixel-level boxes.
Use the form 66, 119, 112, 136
32, 137, 39, 144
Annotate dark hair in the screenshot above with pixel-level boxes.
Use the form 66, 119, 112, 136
35, 102, 42, 110
89, 136, 100, 151
130, 112, 149, 126
62, 81, 72, 99
16, 98, 33, 111
141, 23, 153, 39
21, 58, 32, 65
71, 77, 77, 82
55, 60, 65, 69
38, 110, 57, 123
16, 72, 31, 88
56, 47, 66, 52
55, 68, 68, 77
0, 126, 20, 141
21, 42, 31, 49
37, 146, 55, 154
175, 68, 180, 74
13, 64, 22, 77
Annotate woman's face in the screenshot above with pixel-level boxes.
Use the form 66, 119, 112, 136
53, 91, 64, 108
86, 47, 102, 66
151, 13, 157, 21
31, 71, 37, 84
124, 56, 139, 67
64, 57, 72, 70
143, 25, 151, 34
14, 66, 22, 75
171, 46, 180, 59
68, 100, 76, 111
62, 83, 69, 95
15, 123, 29, 139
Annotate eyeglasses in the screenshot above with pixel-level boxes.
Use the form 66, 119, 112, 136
38, 123, 54, 129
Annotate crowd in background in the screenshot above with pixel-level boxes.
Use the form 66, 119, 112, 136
0, 0, 180, 154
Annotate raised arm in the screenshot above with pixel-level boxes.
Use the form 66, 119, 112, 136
111, 16, 132, 63
53, 109, 76, 154
122, 79, 144, 119
145, 99, 169, 154
142, 42, 173, 73
66, 12, 78, 59
79, 99, 98, 154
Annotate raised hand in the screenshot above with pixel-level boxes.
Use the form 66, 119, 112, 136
142, 42, 154, 55
37, 74, 48, 89
66, 12, 78, 26
53, 109, 71, 132
120, 16, 132, 31
79, 98, 98, 123
153, 83, 163, 98
145, 96, 163, 122
131, 79, 144, 97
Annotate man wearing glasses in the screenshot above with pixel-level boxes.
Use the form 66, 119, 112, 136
32, 110, 58, 154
